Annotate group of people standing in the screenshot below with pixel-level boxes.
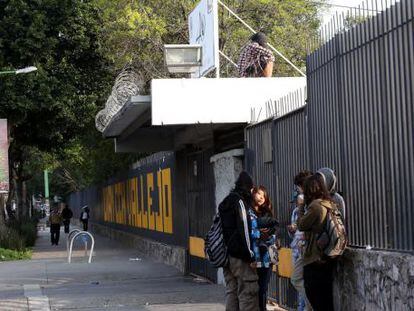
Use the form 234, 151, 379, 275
219, 168, 345, 311
48, 203, 90, 246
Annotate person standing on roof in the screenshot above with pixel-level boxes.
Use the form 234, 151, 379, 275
238, 32, 275, 78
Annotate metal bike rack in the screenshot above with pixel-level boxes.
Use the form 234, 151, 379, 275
68, 231, 95, 264
67, 229, 81, 251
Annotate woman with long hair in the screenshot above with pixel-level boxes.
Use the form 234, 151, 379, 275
297, 174, 335, 310
250, 186, 279, 311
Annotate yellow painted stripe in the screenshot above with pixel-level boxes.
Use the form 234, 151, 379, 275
277, 248, 293, 278
189, 236, 205, 259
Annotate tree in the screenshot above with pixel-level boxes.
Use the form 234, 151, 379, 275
94, 0, 325, 83
218, 0, 326, 76
2, 0, 328, 213
0, 0, 114, 217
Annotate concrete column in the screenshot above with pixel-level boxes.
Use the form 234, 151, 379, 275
210, 148, 244, 284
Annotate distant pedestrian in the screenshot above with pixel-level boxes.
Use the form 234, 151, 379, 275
219, 171, 259, 311
238, 32, 275, 78
80, 206, 90, 231
288, 170, 313, 311
61, 204, 73, 234
316, 167, 346, 220
298, 174, 336, 311
49, 204, 62, 246
250, 186, 279, 311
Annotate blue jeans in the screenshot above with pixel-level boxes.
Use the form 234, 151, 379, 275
292, 251, 306, 311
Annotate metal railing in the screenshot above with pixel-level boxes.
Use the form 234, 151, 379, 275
67, 230, 95, 264
66, 229, 81, 251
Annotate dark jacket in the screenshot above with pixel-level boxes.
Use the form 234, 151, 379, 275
297, 199, 332, 266
61, 207, 73, 220
80, 210, 90, 222
219, 190, 255, 263
256, 211, 279, 239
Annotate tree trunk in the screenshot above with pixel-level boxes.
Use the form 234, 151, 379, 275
0, 194, 6, 230
22, 181, 27, 218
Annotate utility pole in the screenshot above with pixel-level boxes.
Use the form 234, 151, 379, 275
44, 170, 49, 214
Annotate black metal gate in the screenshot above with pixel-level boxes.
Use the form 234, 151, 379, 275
186, 149, 217, 282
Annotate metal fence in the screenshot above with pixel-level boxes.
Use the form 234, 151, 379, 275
307, 0, 414, 251
246, 0, 414, 308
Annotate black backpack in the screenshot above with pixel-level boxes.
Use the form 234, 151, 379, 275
204, 212, 228, 268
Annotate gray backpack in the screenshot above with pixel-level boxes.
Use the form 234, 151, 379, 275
204, 213, 228, 268
316, 206, 347, 258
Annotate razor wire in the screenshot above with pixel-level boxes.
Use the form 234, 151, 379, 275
95, 68, 143, 132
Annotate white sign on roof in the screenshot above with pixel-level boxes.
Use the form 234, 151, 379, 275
151, 77, 306, 125
189, 0, 219, 78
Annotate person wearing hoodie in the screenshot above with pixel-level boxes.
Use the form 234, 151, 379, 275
219, 171, 259, 311
316, 167, 345, 220
297, 174, 336, 311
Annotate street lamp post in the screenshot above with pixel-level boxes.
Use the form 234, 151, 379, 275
0, 66, 37, 75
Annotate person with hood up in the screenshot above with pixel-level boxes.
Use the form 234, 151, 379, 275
219, 171, 259, 311
297, 174, 336, 310
316, 167, 345, 220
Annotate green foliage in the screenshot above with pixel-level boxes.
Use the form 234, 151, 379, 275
1, 217, 38, 249
3, 0, 327, 198
0, 226, 25, 250
218, 0, 325, 77
18, 220, 38, 247
0, 0, 115, 201
0, 0, 113, 151
0, 247, 32, 261
95, 0, 325, 82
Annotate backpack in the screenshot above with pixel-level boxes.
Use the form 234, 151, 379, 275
316, 206, 347, 258
204, 212, 229, 268
50, 213, 61, 225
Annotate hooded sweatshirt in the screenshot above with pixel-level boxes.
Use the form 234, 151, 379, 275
317, 167, 346, 219
219, 190, 255, 263
297, 199, 333, 266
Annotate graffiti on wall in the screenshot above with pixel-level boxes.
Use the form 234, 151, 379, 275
102, 168, 173, 234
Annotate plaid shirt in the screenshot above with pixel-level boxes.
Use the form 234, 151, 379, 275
238, 42, 275, 77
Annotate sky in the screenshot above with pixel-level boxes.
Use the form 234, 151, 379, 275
322, 0, 367, 25
320, 0, 397, 27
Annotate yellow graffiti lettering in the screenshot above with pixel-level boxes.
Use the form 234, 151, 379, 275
147, 173, 155, 230
156, 171, 164, 232
141, 175, 148, 229
162, 168, 173, 234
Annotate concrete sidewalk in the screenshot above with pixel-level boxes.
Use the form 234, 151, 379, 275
0, 223, 225, 310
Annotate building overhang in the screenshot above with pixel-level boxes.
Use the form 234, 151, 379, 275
151, 77, 305, 125
101, 77, 305, 153
103, 95, 151, 138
